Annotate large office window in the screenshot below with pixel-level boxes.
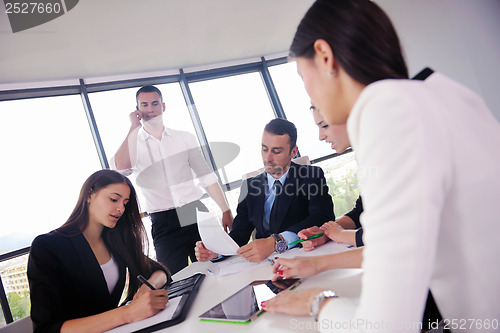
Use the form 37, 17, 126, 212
269, 61, 333, 160
0, 95, 100, 325
0, 254, 30, 323
0, 95, 101, 252
189, 72, 276, 184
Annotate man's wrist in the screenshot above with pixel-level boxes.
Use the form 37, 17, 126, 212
271, 234, 287, 254
267, 236, 276, 253
129, 124, 141, 133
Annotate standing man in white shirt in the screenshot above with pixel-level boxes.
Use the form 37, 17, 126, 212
111, 85, 233, 274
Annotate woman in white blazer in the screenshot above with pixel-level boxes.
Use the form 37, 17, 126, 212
262, 1, 500, 332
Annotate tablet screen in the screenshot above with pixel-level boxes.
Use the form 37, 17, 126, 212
199, 278, 300, 323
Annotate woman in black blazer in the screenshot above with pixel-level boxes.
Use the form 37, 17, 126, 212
28, 170, 171, 333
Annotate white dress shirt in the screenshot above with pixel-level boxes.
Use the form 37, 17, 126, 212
110, 127, 218, 213
319, 73, 500, 332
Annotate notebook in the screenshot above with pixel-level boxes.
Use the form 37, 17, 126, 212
105, 273, 205, 333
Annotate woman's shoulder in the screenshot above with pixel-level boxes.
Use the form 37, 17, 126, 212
360, 72, 465, 105
350, 77, 431, 122
32, 231, 59, 245
362, 78, 424, 101
31, 231, 78, 253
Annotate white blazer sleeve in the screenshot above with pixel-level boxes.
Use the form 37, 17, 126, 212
319, 81, 451, 332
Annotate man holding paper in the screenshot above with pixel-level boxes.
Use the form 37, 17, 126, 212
196, 118, 334, 262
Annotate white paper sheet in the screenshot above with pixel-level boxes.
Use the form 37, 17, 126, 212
197, 210, 239, 255
104, 296, 182, 333
215, 256, 268, 277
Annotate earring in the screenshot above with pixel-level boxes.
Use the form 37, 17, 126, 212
327, 69, 337, 78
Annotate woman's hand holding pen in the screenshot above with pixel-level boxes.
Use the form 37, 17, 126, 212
298, 226, 329, 251
126, 288, 168, 322
271, 257, 323, 281
127, 278, 168, 323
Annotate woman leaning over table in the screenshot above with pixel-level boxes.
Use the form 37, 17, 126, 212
263, 0, 500, 332
28, 170, 171, 333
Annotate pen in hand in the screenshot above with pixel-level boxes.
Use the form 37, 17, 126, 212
288, 233, 324, 246
137, 274, 156, 290
136, 275, 169, 307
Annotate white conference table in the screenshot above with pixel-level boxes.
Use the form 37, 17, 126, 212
163, 242, 363, 332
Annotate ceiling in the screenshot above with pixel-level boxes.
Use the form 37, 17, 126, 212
0, 0, 315, 88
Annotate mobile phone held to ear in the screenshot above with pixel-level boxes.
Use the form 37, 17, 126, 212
134, 108, 142, 123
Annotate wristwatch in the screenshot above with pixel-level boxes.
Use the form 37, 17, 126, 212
310, 290, 338, 321
271, 233, 287, 254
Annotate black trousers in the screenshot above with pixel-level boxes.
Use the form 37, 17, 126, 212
149, 200, 208, 275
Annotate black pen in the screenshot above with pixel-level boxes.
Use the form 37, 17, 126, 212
137, 275, 156, 290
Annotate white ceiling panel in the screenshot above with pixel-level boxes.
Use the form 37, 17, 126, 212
0, 0, 314, 86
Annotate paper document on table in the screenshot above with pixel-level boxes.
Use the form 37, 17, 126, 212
104, 296, 182, 333
216, 256, 267, 277
197, 210, 239, 255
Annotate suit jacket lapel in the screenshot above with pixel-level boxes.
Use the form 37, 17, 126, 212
70, 234, 115, 304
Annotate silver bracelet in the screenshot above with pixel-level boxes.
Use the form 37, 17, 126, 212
310, 290, 338, 322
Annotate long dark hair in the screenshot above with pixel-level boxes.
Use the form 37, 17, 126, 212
290, 0, 409, 84
56, 169, 150, 302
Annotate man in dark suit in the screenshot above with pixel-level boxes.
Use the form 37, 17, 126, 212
195, 118, 334, 262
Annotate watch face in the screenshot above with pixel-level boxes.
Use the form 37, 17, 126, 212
276, 241, 287, 253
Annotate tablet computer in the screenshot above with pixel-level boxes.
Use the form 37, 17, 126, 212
199, 278, 300, 324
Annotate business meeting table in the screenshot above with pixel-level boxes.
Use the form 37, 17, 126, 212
161, 241, 363, 332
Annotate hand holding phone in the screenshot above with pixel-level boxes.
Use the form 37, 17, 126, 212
129, 108, 143, 129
